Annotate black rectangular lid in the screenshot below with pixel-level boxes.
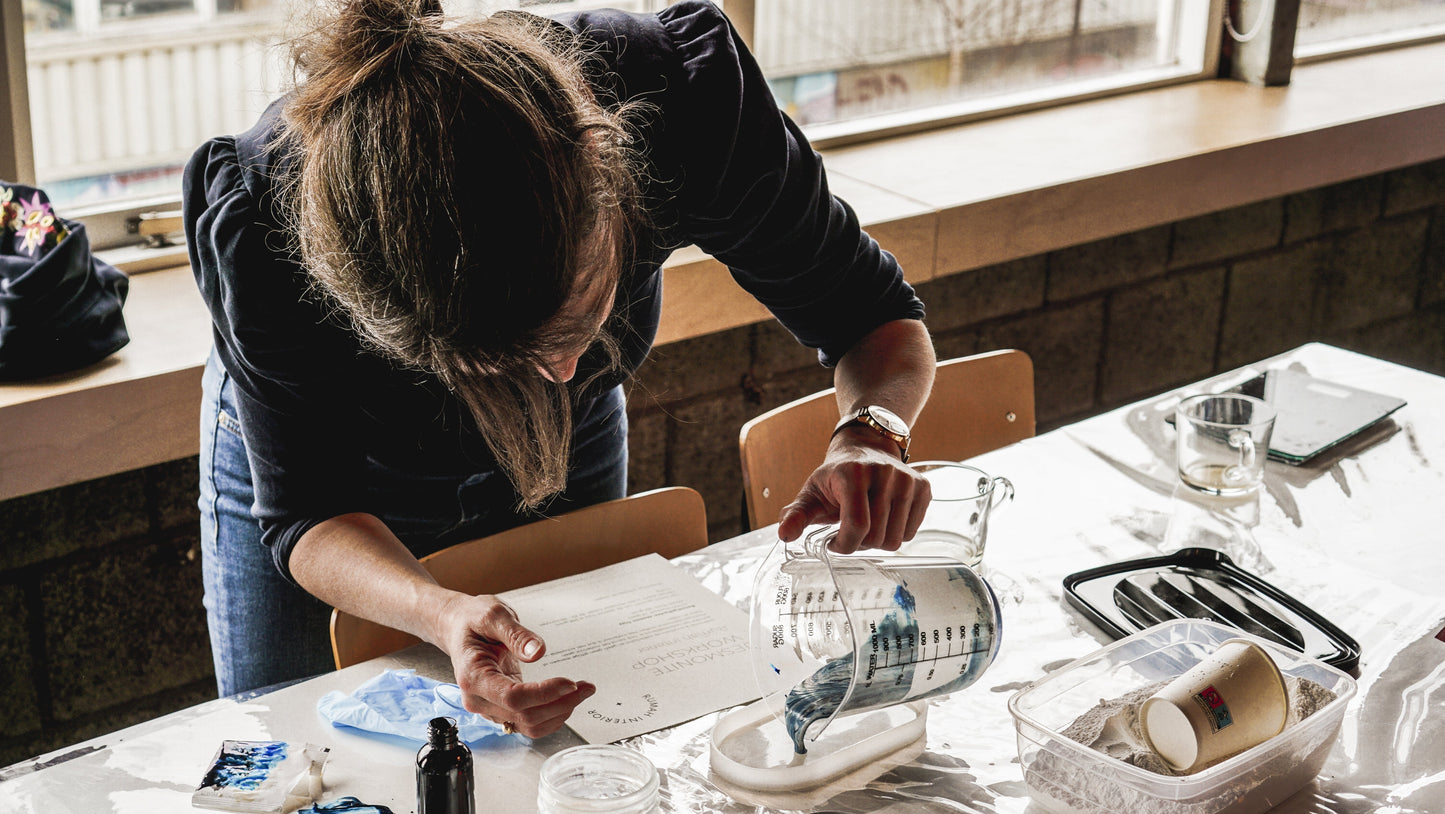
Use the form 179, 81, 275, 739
1063, 547, 1360, 672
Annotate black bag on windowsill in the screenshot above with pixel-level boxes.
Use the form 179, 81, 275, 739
0, 182, 130, 381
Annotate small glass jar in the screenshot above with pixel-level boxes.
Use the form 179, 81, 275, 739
537, 745, 660, 814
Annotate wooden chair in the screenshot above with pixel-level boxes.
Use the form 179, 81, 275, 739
739, 349, 1036, 530
329, 486, 709, 669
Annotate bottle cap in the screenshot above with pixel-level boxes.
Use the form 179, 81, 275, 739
428, 716, 459, 742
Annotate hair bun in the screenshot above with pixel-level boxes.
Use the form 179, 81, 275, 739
352, 0, 442, 26
289, 0, 446, 129
339, 0, 443, 39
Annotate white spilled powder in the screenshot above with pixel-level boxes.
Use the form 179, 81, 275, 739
1023, 675, 1338, 814
1060, 681, 1177, 775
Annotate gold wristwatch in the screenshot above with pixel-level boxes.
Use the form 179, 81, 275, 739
833, 405, 911, 463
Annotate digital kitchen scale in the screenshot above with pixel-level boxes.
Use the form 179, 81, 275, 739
1166, 369, 1406, 465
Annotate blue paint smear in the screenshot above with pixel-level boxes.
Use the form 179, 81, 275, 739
305, 797, 396, 814
200, 741, 289, 791
782, 652, 857, 754
892, 584, 916, 614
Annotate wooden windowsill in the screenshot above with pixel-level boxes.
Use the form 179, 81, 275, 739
3, 41, 1443, 502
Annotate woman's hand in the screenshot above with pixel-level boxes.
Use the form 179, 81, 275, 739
776, 427, 932, 553
436, 592, 596, 738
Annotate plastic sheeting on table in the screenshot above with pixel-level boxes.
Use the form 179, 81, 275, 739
4, 344, 1442, 814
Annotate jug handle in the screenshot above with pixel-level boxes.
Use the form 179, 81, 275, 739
989, 476, 1015, 509
798, 524, 839, 560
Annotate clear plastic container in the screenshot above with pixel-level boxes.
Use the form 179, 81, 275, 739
537, 745, 659, 814
1007, 619, 1356, 814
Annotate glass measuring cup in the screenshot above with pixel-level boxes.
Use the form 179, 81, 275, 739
750, 525, 1003, 755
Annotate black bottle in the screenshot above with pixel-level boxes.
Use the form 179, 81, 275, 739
417, 716, 475, 814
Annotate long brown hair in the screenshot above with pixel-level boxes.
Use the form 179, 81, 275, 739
278, 0, 647, 508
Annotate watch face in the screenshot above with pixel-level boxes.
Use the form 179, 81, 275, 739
866, 406, 908, 436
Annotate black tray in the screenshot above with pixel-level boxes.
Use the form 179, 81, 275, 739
1063, 547, 1360, 672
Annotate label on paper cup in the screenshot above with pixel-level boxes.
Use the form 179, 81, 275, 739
1191, 685, 1234, 732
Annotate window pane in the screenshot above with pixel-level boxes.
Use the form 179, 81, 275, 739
25, 1, 74, 32
18, 0, 1213, 217
753, 0, 1201, 131
1296, 0, 1445, 54
21, 0, 663, 215
100, 1, 195, 22
22, 0, 287, 211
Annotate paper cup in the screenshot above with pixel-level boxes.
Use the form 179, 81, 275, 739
1140, 638, 1288, 773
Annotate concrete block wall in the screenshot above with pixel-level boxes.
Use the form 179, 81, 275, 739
1, 159, 1441, 766
0, 458, 216, 766
628, 159, 1445, 540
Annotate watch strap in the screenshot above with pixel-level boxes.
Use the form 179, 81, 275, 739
832, 408, 911, 463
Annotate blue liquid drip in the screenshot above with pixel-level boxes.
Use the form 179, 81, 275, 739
200, 742, 289, 791
781, 652, 857, 754
783, 586, 919, 754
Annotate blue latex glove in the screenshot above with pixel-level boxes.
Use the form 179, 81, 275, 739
316, 669, 525, 748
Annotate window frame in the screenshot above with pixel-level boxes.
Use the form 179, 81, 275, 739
0, 0, 1435, 253
1295, 21, 1445, 65
1, 3, 35, 186
725, 0, 1225, 148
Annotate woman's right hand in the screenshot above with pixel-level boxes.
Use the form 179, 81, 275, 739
288, 515, 594, 737
436, 592, 596, 738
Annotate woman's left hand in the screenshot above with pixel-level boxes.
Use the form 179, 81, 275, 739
775, 428, 931, 553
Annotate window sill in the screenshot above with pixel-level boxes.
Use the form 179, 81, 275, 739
3, 41, 1443, 501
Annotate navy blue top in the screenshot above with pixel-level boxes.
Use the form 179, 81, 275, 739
182, 1, 925, 580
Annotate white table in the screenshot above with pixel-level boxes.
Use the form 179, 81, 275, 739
4, 343, 1442, 814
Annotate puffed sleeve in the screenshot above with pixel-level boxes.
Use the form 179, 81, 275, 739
183, 133, 369, 583
657, 1, 924, 366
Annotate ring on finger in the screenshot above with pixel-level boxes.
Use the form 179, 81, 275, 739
502, 721, 516, 735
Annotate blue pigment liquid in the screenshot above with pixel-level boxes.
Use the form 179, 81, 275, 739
200, 741, 289, 791
782, 573, 995, 755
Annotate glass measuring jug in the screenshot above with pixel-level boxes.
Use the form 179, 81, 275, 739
750, 525, 1003, 755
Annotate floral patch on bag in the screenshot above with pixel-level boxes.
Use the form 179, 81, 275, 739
0, 185, 70, 257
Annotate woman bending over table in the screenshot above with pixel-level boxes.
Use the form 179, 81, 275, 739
183, 0, 936, 737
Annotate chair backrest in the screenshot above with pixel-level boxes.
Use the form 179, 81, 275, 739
329, 486, 710, 669
739, 349, 1036, 530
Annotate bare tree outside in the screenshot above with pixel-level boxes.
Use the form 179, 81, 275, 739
753, 0, 1163, 126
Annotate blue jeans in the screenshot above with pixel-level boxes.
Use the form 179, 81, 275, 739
198, 350, 628, 697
